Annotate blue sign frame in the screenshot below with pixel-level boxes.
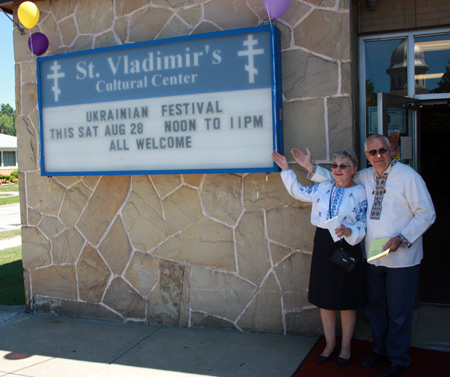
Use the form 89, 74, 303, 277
37, 25, 283, 176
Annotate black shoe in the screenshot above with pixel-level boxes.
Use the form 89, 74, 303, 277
337, 356, 351, 366
360, 352, 387, 368
316, 346, 338, 364
379, 362, 408, 377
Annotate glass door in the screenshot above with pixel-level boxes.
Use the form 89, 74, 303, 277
373, 92, 418, 167
360, 30, 450, 168
360, 36, 411, 166
419, 102, 450, 304
360, 29, 450, 305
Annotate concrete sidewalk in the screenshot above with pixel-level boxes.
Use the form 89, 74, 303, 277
1, 305, 449, 377
0, 203, 21, 232
0, 307, 317, 377
0, 235, 21, 249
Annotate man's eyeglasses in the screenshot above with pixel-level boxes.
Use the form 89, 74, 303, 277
366, 147, 388, 156
331, 164, 351, 170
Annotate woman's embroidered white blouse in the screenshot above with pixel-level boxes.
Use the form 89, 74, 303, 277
281, 169, 367, 246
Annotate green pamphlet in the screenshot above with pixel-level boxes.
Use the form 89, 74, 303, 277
367, 238, 390, 262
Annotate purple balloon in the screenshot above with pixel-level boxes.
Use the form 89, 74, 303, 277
28, 32, 49, 56
263, 0, 291, 19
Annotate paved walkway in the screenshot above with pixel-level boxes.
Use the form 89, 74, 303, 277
0, 308, 316, 377
0, 235, 21, 249
0, 304, 448, 377
0, 202, 21, 232
0, 191, 19, 197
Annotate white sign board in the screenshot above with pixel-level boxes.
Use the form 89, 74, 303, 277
37, 26, 283, 176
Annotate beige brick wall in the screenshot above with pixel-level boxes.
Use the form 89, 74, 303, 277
358, 0, 450, 34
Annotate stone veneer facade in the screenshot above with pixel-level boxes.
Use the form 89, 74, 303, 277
14, 0, 353, 335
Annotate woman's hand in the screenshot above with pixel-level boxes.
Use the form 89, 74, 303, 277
335, 225, 352, 238
291, 147, 314, 172
272, 152, 289, 170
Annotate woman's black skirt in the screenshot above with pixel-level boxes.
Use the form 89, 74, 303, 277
308, 227, 365, 310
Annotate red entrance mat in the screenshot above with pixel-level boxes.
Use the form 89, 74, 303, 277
292, 337, 449, 377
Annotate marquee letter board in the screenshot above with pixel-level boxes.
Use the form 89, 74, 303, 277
37, 25, 283, 176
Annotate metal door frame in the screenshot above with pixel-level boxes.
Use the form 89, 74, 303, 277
358, 28, 450, 170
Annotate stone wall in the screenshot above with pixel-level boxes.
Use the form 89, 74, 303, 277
14, 0, 353, 335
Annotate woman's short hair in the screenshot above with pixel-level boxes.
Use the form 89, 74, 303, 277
332, 149, 359, 167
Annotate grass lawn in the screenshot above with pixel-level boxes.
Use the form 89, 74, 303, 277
0, 186, 24, 306
0, 183, 20, 205
0, 246, 25, 305
0, 229, 21, 240
0, 183, 19, 192
0, 196, 20, 206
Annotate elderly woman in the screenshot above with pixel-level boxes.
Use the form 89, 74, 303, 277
272, 149, 367, 366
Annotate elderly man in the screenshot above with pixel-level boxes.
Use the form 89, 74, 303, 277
291, 134, 435, 377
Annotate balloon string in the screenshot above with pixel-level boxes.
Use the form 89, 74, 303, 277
29, 28, 35, 58
267, 2, 273, 26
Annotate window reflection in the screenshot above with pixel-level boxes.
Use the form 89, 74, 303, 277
387, 39, 429, 95
365, 34, 450, 98
365, 38, 406, 99
364, 39, 406, 131
415, 34, 450, 94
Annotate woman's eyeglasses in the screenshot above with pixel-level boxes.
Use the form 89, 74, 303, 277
331, 164, 351, 170
367, 147, 388, 156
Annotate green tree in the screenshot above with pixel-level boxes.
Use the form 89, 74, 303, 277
366, 79, 377, 107
0, 103, 16, 136
432, 61, 450, 93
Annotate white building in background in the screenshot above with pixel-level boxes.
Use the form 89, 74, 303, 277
0, 133, 17, 175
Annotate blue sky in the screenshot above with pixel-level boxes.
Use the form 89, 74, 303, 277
0, 11, 16, 109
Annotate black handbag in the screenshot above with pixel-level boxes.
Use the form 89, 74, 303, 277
329, 245, 358, 272
327, 184, 358, 272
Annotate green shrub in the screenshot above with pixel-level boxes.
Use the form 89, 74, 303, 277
0, 171, 19, 183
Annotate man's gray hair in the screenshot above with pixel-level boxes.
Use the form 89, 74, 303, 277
332, 149, 359, 167
364, 134, 391, 152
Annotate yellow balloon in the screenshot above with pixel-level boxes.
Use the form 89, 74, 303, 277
18, 1, 40, 29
